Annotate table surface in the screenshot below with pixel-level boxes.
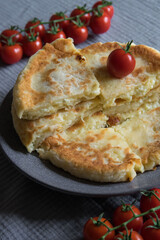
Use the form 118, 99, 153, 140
0, 0, 160, 239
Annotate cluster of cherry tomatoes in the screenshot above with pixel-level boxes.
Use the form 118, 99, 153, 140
0, 1, 114, 65
83, 188, 160, 240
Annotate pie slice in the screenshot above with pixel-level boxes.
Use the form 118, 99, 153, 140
37, 112, 143, 182
114, 107, 160, 171
13, 38, 100, 120
104, 85, 160, 126
81, 42, 160, 109
12, 97, 102, 152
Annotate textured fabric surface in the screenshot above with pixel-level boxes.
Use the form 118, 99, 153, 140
0, 0, 160, 239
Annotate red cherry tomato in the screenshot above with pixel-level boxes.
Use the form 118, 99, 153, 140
141, 218, 160, 240
1, 44, 23, 64
65, 22, 88, 45
140, 188, 160, 219
113, 204, 143, 232
70, 8, 91, 25
43, 29, 66, 44
107, 41, 136, 78
83, 217, 115, 240
25, 18, 45, 38
1, 28, 23, 44
49, 13, 70, 31
93, 1, 114, 19
0, 42, 2, 56
89, 12, 111, 34
115, 230, 143, 240
22, 35, 42, 57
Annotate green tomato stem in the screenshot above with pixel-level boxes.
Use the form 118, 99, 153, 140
151, 190, 160, 202
1, 2, 112, 42
21, 2, 112, 32
0, 34, 17, 46
125, 40, 133, 53
93, 190, 160, 240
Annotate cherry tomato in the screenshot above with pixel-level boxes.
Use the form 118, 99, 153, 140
65, 22, 88, 45
0, 42, 2, 56
70, 7, 91, 25
49, 13, 70, 31
113, 204, 143, 232
107, 41, 136, 78
89, 12, 111, 34
115, 230, 143, 240
25, 18, 45, 38
1, 44, 23, 64
93, 1, 114, 19
141, 218, 160, 240
43, 29, 66, 44
140, 188, 160, 219
22, 35, 42, 57
83, 217, 115, 240
1, 27, 23, 44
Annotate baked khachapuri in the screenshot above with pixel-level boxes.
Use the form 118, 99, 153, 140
12, 38, 160, 182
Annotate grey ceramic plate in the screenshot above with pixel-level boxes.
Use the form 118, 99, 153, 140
1, 90, 160, 197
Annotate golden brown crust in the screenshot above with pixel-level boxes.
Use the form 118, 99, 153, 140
15, 43, 74, 108
81, 41, 160, 111
13, 45, 53, 114
41, 129, 141, 175
37, 115, 144, 182
107, 116, 120, 126
12, 97, 102, 152
82, 42, 160, 69
13, 38, 99, 120
82, 41, 160, 74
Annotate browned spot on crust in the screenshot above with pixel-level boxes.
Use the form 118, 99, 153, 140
125, 77, 135, 84
70, 78, 78, 87
139, 141, 160, 164
67, 120, 84, 132
94, 129, 106, 141
131, 144, 139, 149
149, 107, 160, 113
107, 115, 120, 126
100, 56, 108, 65
73, 106, 84, 113
139, 75, 148, 82
52, 59, 60, 64
132, 67, 145, 77
92, 111, 104, 117
76, 54, 85, 62
124, 148, 131, 155
85, 135, 96, 143
43, 133, 138, 172
64, 65, 72, 71
107, 135, 118, 140
83, 129, 107, 143
115, 98, 126, 105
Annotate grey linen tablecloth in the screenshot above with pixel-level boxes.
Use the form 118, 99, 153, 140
0, 0, 160, 239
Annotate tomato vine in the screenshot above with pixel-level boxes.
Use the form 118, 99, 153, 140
89, 190, 160, 240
